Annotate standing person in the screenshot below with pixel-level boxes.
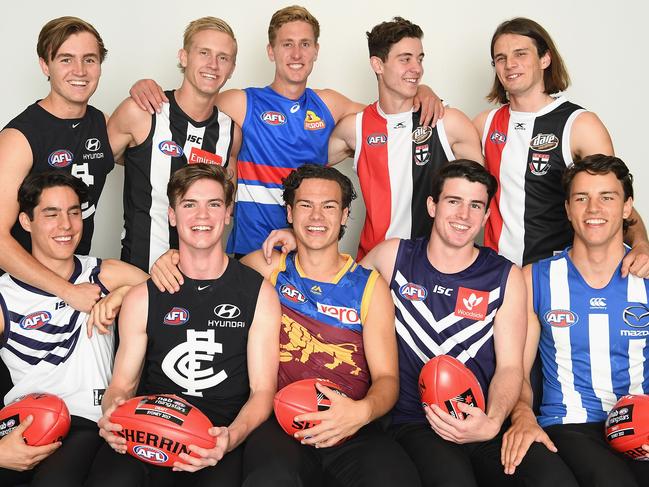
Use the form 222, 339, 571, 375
501, 155, 649, 486
475, 17, 649, 273
108, 17, 241, 272
86, 164, 281, 487
0, 16, 114, 313
0, 172, 148, 487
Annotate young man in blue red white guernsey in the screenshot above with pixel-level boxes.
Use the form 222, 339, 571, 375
87, 164, 281, 487
501, 155, 649, 486
0, 172, 148, 487
0, 17, 114, 315
240, 165, 421, 486
107, 17, 242, 273
129, 6, 443, 264
474, 18, 649, 275
327, 17, 483, 259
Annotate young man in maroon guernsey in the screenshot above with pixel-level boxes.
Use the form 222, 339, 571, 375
474, 17, 649, 274
86, 164, 281, 487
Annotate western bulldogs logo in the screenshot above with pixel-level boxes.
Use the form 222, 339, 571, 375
158, 140, 183, 157
261, 111, 286, 125
399, 283, 428, 301
544, 309, 578, 328
163, 307, 189, 326
48, 149, 74, 168
19, 311, 52, 330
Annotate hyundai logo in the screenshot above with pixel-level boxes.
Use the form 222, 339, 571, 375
214, 304, 241, 319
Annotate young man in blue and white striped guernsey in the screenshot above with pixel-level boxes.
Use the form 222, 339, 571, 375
502, 154, 649, 486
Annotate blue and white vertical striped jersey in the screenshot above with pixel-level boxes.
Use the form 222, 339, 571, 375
534, 248, 649, 427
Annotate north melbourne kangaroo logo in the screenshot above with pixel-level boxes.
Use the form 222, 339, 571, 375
162, 329, 227, 396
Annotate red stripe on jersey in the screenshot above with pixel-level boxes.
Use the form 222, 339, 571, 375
237, 161, 294, 185
483, 106, 510, 253
356, 106, 391, 260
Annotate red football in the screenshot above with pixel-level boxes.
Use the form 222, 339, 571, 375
274, 378, 346, 442
418, 355, 486, 419
605, 394, 649, 460
0, 392, 70, 446
110, 394, 215, 467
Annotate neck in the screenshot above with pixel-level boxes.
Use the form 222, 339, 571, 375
174, 84, 218, 122
269, 78, 307, 100
508, 90, 555, 113
295, 245, 347, 282
426, 233, 479, 274
177, 245, 229, 280
33, 252, 76, 281
38, 93, 87, 119
568, 237, 626, 288
377, 94, 414, 115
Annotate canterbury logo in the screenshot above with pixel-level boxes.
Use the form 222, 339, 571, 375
463, 293, 483, 310
213, 304, 241, 319
590, 297, 607, 308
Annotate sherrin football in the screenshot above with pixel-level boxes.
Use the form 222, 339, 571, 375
0, 392, 70, 445
418, 355, 485, 419
110, 394, 215, 467
605, 394, 649, 461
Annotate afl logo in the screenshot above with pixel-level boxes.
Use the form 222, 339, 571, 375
280, 284, 307, 303
163, 307, 189, 326
158, 140, 184, 157
490, 131, 507, 144
366, 133, 387, 146
261, 111, 286, 125
19, 311, 52, 330
544, 309, 578, 328
214, 304, 241, 319
133, 445, 168, 464
399, 283, 428, 301
48, 149, 74, 168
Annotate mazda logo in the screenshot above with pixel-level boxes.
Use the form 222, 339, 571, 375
85, 138, 101, 152
623, 305, 649, 328
214, 304, 241, 319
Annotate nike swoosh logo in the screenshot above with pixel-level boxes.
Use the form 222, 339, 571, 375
72, 122, 80, 128
198, 285, 210, 291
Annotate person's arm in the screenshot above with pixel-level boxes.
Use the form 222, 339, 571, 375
214, 89, 247, 127
442, 108, 484, 163
128, 79, 169, 115
0, 129, 100, 313
0, 415, 61, 471
472, 109, 491, 143
426, 265, 526, 443
327, 114, 356, 165
173, 279, 281, 471
359, 238, 400, 285
240, 249, 281, 281
294, 276, 399, 447
226, 123, 242, 188
501, 265, 557, 474
107, 97, 151, 164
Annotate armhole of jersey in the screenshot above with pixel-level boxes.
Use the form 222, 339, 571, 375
91, 258, 110, 296
352, 112, 363, 173
481, 109, 498, 157
627, 274, 648, 304
531, 263, 541, 316
562, 109, 586, 166
360, 269, 380, 325
242, 88, 254, 130
269, 253, 288, 286
435, 118, 455, 161
0, 291, 10, 347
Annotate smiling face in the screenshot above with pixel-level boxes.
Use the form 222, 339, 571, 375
492, 33, 549, 99
372, 36, 423, 101
267, 20, 319, 89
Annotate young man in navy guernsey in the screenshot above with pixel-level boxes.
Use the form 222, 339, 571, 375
240, 165, 420, 486
86, 164, 281, 487
0, 172, 147, 487
361, 160, 577, 486
501, 155, 649, 486
0, 17, 114, 314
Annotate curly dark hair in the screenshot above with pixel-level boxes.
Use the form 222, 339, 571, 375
19, 171, 89, 220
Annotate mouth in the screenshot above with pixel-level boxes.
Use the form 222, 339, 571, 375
306, 225, 326, 233
403, 77, 419, 84
505, 73, 522, 80
288, 63, 304, 70
191, 225, 213, 231
201, 72, 218, 81
53, 235, 73, 243
585, 218, 607, 226
68, 80, 88, 87
449, 222, 470, 232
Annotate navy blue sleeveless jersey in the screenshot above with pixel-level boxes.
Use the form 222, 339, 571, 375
389, 238, 513, 424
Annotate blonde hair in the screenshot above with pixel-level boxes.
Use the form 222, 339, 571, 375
179, 17, 237, 73
268, 5, 320, 45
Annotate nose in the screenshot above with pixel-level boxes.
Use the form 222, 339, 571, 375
456, 202, 470, 220
586, 197, 600, 213
72, 58, 86, 76
58, 213, 72, 230
505, 55, 518, 70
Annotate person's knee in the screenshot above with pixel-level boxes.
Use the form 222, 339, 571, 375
242, 463, 305, 487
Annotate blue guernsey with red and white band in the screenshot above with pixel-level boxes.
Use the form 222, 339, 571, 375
482, 96, 585, 266
389, 238, 512, 424
533, 248, 649, 427
271, 252, 379, 400
227, 87, 335, 255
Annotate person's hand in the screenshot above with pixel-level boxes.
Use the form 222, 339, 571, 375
501, 413, 556, 475
262, 229, 296, 264
413, 85, 445, 127
63, 282, 101, 313
129, 79, 168, 114
87, 287, 127, 337
425, 402, 500, 444
293, 382, 369, 448
98, 398, 127, 454
172, 426, 229, 472
621, 240, 649, 278
0, 415, 61, 471
150, 249, 182, 293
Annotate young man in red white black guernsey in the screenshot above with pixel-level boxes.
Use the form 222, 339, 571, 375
87, 164, 281, 487
108, 17, 241, 272
240, 165, 420, 487
0, 172, 147, 487
328, 17, 482, 259
502, 155, 649, 486
0, 17, 114, 315
361, 160, 578, 486
474, 17, 649, 273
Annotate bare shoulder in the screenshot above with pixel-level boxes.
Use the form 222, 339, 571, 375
241, 249, 281, 280
216, 89, 246, 125
314, 88, 364, 123
472, 109, 493, 137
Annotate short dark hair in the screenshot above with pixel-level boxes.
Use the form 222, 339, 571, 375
563, 154, 635, 232
37, 16, 107, 63
167, 163, 234, 208
366, 17, 423, 61
19, 171, 89, 220
282, 164, 357, 239
431, 160, 498, 207
487, 17, 569, 104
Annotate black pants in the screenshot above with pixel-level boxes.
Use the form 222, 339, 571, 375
546, 421, 649, 487
242, 416, 421, 487
84, 441, 243, 487
0, 415, 103, 487
390, 421, 579, 487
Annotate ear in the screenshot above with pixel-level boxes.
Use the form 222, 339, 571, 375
370, 56, 384, 75
426, 196, 436, 219
623, 197, 634, 220
18, 212, 32, 233
341, 206, 349, 226
540, 50, 551, 70
482, 207, 491, 227
286, 204, 294, 224
168, 206, 177, 227
178, 48, 188, 70
38, 57, 50, 78
564, 200, 571, 222
314, 42, 320, 61
225, 204, 233, 225
267, 43, 275, 62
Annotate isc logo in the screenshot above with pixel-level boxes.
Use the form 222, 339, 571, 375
158, 140, 184, 157
19, 311, 52, 330
163, 307, 190, 325
544, 309, 578, 328
133, 445, 168, 464
280, 285, 307, 303
399, 283, 428, 301
261, 111, 286, 125
317, 303, 360, 324
366, 133, 387, 146
48, 149, 74, 168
